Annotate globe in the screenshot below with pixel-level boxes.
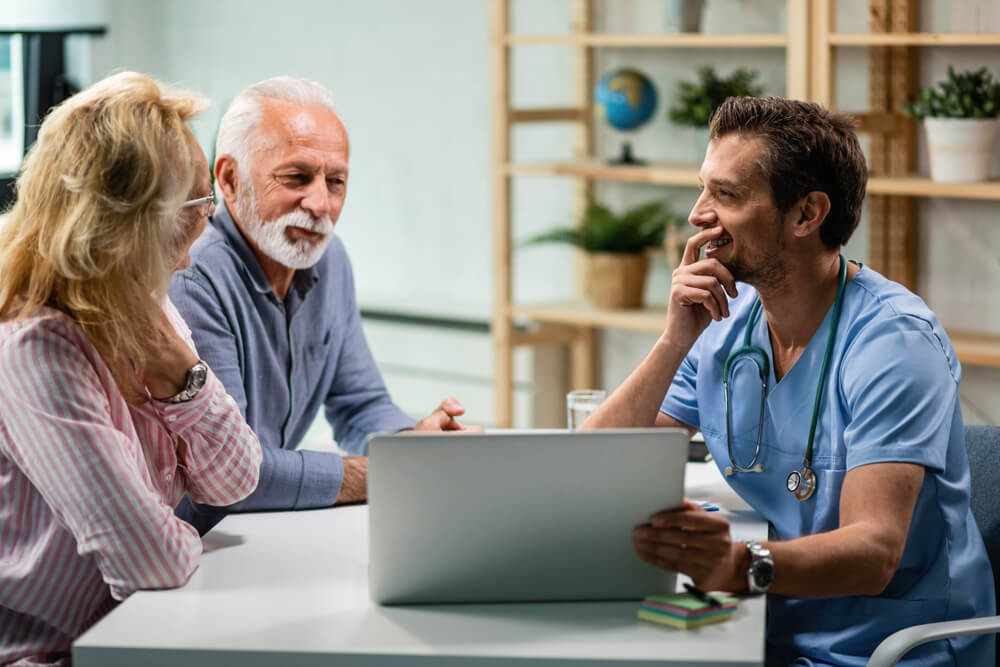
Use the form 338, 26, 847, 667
593, 68, 658, 164
594, 68, 657, 130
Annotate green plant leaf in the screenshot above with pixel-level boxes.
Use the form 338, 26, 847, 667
519, 196, 677, 254
902, 66, 1000, 119
668, 66, 766, 128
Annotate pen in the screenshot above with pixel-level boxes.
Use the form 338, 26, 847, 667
683, 582, 723, 607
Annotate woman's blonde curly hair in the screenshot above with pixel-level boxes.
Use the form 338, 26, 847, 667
0, 71, 208, 402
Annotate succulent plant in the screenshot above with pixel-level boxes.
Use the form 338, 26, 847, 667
901, 66, 1000, 120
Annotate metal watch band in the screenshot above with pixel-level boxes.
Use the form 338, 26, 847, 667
744, 540, 774, 594
163, 360, 209, 404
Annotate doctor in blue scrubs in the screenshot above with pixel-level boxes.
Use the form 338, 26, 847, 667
584, 96, 994, 666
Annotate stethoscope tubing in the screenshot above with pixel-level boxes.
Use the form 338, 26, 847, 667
722, 255, 848, 491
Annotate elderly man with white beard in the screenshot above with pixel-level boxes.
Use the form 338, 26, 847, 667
171, 77, 474, 534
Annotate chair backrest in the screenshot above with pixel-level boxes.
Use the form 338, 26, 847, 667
965, 425, 1000, 665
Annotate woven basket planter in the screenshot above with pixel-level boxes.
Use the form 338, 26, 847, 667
584, 252, 649, 309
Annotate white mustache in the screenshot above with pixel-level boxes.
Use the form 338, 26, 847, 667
276, 209, 335, 237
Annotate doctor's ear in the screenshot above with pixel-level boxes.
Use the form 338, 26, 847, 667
792, 191, 831, 239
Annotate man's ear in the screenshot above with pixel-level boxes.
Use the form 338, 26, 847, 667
215, 155, 240, 207
792, 191, 831, 239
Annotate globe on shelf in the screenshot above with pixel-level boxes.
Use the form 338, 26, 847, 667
593, 68, 658, 165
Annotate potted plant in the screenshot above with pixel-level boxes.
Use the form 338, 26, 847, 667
902, 66, 1000, 183
523, 197, 677, 309
668, 66, 765, 155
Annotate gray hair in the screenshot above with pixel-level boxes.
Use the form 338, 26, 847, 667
214, 76, 338, 198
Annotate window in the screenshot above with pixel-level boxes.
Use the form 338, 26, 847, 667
0, 34, 24, 175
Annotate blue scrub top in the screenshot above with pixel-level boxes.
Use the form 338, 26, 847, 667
660, 264, 994, 667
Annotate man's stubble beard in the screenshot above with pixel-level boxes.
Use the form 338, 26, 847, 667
234, 177, 336, 270
721, 214, 787, 292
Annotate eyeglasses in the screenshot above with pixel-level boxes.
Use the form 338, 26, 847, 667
182, 194, 216, 210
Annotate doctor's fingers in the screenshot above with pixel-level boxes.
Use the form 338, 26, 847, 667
681, 225, 726, 266
649, 504, 731, 532
673, 258, 737, 298
671, 275, 732, 320
633, 527, 731, 560
633, 541, 713, 579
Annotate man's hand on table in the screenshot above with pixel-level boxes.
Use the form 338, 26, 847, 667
414, 397, 482, 432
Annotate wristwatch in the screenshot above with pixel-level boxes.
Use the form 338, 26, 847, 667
162, 360, 209, 404
744, 540, 774, 594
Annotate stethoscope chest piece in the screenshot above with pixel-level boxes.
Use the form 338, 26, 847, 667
786, 467, 816, 501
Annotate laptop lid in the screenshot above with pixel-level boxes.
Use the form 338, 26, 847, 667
368, 428, 688, 605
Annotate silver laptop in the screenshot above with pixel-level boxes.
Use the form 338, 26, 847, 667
368, 428, 689, 605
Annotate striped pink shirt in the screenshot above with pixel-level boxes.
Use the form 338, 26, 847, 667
0, 300, 262, 665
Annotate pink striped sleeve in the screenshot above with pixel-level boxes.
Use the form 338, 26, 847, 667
155, 370, 262, 505
0, 318, 202, 600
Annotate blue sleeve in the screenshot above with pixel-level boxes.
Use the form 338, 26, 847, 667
175, 447, 343, 535
659, 335, 703, 430
321, 261, 415, 455
169, 269, 347, 524
840, 315, 956, 473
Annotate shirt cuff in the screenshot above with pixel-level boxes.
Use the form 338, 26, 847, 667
294, 449, 344, 509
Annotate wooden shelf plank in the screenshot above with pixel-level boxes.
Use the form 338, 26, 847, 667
505, 33, 787, 48
508, 162, 1000, 200
507, 160, 701, 186
949, 330, 1000, 368
830, 33, 1000, 47
509, 107, 585, 123
867, 176, 1000, 200
510, 302, 667, 334
507, 309, 1000, 369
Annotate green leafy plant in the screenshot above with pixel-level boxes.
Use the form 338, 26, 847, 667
668, 66, 765, 127
522, 197, 676, 255
901, 66, 1000, 120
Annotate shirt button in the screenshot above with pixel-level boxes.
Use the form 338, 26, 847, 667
166, 416, 177, 423
165, 472, 173, 481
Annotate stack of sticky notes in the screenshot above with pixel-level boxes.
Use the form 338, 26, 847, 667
638, 592, 740, 629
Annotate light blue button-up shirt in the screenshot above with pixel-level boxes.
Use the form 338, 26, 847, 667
170, 205, 414, 533
661, 264, 994, 667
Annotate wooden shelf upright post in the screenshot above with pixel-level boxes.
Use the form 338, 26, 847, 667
569, 0, 597, 392
491, 0, 514, 427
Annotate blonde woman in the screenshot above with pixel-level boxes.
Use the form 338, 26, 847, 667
0, 72, 262, 665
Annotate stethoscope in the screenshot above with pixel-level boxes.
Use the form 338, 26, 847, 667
721, 255, 847, 501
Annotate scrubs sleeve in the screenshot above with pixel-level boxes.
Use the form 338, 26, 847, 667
659, 335, 703, 430
840, 315, 956, 473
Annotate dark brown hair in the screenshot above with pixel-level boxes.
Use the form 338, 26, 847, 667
709, 96, 867, 250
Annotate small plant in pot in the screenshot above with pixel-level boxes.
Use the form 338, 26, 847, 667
901, 66, 1000, 183
668, 66, 765, 155
523, 197, 677, 310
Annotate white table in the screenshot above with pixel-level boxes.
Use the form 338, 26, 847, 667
74, 463, 767, 666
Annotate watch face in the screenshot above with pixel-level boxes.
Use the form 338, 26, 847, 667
190, 363, 208, 389
753, 560, 774, 587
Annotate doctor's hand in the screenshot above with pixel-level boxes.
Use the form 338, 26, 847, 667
663, 225, 738, 351
414, 397, 482, 432
633, 501, 746, 593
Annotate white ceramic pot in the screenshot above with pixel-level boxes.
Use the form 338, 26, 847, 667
923, 117, 999, 183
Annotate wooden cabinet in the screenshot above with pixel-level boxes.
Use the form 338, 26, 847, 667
491, 0, 1000, 427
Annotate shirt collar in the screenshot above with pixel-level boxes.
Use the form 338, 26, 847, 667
210, 202, 321, 298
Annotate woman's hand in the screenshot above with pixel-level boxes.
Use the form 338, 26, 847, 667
140, 306, 199, 401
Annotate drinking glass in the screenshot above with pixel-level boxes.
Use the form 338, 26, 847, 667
566, 389, 607, 430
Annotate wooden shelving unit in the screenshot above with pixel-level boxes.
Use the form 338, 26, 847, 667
491, 0, 1000, 428
505, 33, 788, 47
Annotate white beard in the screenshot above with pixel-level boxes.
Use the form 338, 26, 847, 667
234, 180, 335, 270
